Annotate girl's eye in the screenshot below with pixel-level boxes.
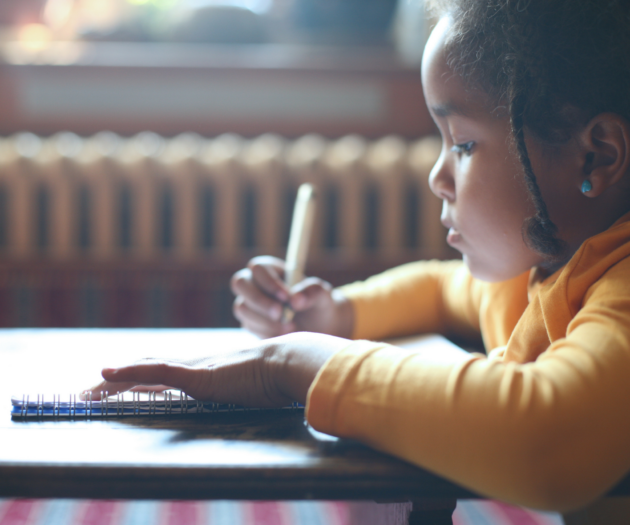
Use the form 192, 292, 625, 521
450, 142, 475, 155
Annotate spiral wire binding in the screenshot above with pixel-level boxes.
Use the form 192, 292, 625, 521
12, 389, 304, 419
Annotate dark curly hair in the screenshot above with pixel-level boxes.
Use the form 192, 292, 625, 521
426, 0, 630, 261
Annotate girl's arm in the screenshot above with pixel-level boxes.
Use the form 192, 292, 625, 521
339, 259, 487, 342
306, 316, 630, 513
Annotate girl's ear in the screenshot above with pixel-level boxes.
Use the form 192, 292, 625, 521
579, 113, 630, 197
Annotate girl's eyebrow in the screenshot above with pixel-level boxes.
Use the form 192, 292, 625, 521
431, 102, 469, 118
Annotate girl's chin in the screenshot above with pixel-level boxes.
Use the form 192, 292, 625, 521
446, 228, 462, 246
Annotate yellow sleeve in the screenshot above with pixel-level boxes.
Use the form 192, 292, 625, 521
338, 260, 484, 342
306, 270, 630, 512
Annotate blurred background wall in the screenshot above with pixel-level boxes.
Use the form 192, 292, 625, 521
0, 0, 452, 329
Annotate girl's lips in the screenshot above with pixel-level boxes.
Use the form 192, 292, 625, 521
446, 228, 462, 246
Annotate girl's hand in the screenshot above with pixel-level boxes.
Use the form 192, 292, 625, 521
85, 333, 349, 406
230, 256, 354, 339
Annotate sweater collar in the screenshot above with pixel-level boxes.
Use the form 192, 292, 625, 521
527, 209, 630, 301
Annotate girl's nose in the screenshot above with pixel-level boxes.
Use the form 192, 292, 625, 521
428, 151, 455, 202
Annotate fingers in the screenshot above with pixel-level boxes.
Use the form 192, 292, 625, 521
289, 277, 333, 311
232, 270, 285, 321
248, 257, 289, 301
84, 360, 207, 400
89, 385, 171, 400
231, 256, 288, 301
83, 379, 144, 399
231, 257, 291, 326
233, 296, 296, 338
101, 362, 201, 393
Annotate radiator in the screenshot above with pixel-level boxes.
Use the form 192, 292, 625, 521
0, 132, 446, 263
0, 132, 448, 328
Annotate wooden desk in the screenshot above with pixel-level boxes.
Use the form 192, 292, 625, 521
0, 329, 473, 525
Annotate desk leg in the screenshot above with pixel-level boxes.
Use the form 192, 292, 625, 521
408, 498, 457, 525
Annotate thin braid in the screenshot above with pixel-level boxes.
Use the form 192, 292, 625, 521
509, 89, 567, 259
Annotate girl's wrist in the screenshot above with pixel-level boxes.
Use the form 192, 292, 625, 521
330, 289, 355, 339
271, 332, 350, 404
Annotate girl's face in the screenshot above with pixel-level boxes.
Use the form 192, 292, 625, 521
422, 17, 545, 282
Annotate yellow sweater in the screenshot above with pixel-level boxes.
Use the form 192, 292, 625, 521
306, 212, 630, 512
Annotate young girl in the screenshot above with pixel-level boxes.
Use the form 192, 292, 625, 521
89, 0, 630, 517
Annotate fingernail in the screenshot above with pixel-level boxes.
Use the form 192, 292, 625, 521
103, 368, 118, 376
270, 305, 282, 321
276, 291, 288, 302
292, 294, 306, 309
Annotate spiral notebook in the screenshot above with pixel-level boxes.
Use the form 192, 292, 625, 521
11, 391, 302, 419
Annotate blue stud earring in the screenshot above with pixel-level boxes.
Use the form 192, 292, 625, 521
581, 180, 592, 193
